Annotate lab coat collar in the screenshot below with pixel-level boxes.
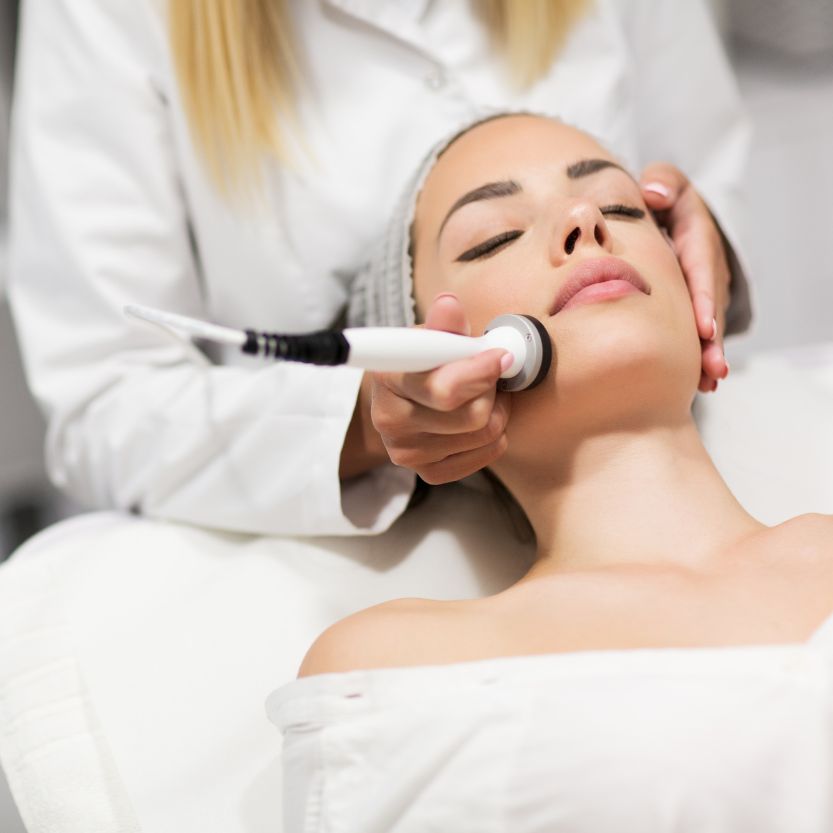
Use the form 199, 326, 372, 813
324, 0, 432, 35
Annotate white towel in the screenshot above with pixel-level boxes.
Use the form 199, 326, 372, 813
0, 513, 141, 833
0, 485, 533, 833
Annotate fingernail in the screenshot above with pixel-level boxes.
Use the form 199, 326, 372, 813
722, 360, 730, 379
643, 182, 672, 199
710, 317, 717, 341
500, 353, 514, 373
711, 379, 718, 392
434, 292, 457, 303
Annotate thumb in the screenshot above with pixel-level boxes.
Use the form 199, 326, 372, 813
639, 161, 689, 212
424, 292, 471, 336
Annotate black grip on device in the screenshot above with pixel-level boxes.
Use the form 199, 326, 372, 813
242, 329, 351, 366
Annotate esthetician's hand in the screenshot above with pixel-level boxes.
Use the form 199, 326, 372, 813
640, 163, 732, 393
367, 293, 513, 484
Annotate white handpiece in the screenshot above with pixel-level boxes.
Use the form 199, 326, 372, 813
124, 305, 552, 391
342, 326, 525, 377
343, 313, 550, 392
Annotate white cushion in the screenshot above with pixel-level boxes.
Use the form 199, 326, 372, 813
697, 341, 833, 524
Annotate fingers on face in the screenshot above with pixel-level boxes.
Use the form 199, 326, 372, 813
691, 286, 716, 341
698, 340, 729, 392
423, 293, 471, 336
640, 162, 690, 209
703, 340, 729, 379
698, 370, 717, 393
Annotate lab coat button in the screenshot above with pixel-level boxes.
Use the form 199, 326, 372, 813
424, 67, 447, 90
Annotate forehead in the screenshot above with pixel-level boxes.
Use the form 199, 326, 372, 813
416, 116, 614, 226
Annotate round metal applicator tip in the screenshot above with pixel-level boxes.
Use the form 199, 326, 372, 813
483, 314, 553, 392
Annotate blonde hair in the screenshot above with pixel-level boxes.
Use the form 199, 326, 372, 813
168, 0, 590, 195
481, 0, 590, 87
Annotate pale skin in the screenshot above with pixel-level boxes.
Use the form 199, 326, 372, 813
303, 116, 833, 677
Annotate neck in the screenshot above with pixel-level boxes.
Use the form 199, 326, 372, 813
500, 415, 764, 581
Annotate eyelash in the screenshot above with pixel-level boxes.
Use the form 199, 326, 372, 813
456, 230, 523, 262
455, 204, 646, 262
600, 204, 645, 220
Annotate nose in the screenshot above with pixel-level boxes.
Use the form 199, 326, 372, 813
550, 201, 613, 265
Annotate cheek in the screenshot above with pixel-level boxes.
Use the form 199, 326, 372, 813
662, 257, 698, 331
455, 276, 531, 336
632, 235, 694, 325
648, 253, 702, 381
414, 252, 525, 334
412, 251, 444, 323
452, 250, 545, 334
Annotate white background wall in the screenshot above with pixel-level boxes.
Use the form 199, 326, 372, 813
724, 0, 833, 363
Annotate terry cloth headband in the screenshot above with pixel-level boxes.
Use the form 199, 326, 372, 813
347, 109, 543, 329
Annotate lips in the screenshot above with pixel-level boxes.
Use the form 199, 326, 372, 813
549, 257, 651, 316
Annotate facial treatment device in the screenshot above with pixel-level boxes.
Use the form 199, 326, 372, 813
124, 305, 552, 392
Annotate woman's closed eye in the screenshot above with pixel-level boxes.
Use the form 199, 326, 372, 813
600, 204, 645, 220
455, 229, 524, 262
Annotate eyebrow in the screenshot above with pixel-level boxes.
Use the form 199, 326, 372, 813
437, 180, 521, 238
565, 158, 633, 180
437, 158, 635, 240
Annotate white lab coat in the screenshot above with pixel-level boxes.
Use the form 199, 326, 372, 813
8, 0, 752, 537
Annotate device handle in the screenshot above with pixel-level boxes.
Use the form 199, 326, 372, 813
342, 327, 525, 376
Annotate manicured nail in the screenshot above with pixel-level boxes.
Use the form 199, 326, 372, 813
710, 317, 717, 341
500, 353, 514, 373
643, 182, 672, 199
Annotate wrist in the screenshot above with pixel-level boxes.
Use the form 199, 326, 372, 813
339, 372, 389, 480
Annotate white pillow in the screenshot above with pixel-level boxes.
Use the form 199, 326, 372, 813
697, 340, 833, 524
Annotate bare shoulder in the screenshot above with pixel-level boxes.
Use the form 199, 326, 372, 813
762, 512, 833, 570
296, 598, 457, 678
778, 512, 833, 546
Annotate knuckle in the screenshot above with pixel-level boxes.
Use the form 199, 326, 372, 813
418, 466, 452, 486
487, 408, 507, 439
428, 379, 458, 412
386, 446, 407, 467
481, 435, 509, 466
465, 396, 492, 430
371, 396, 413, 434
388, 446, 418, 468
370, 404, 392, 432
371, 409, 401, 437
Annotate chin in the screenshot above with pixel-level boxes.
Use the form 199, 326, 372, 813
558, 308, 666, 371
514, 315, 697, 439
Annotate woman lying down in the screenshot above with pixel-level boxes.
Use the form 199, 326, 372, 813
268, 114, 833, 832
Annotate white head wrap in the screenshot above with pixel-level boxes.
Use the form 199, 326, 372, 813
347, 109, 535, 328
